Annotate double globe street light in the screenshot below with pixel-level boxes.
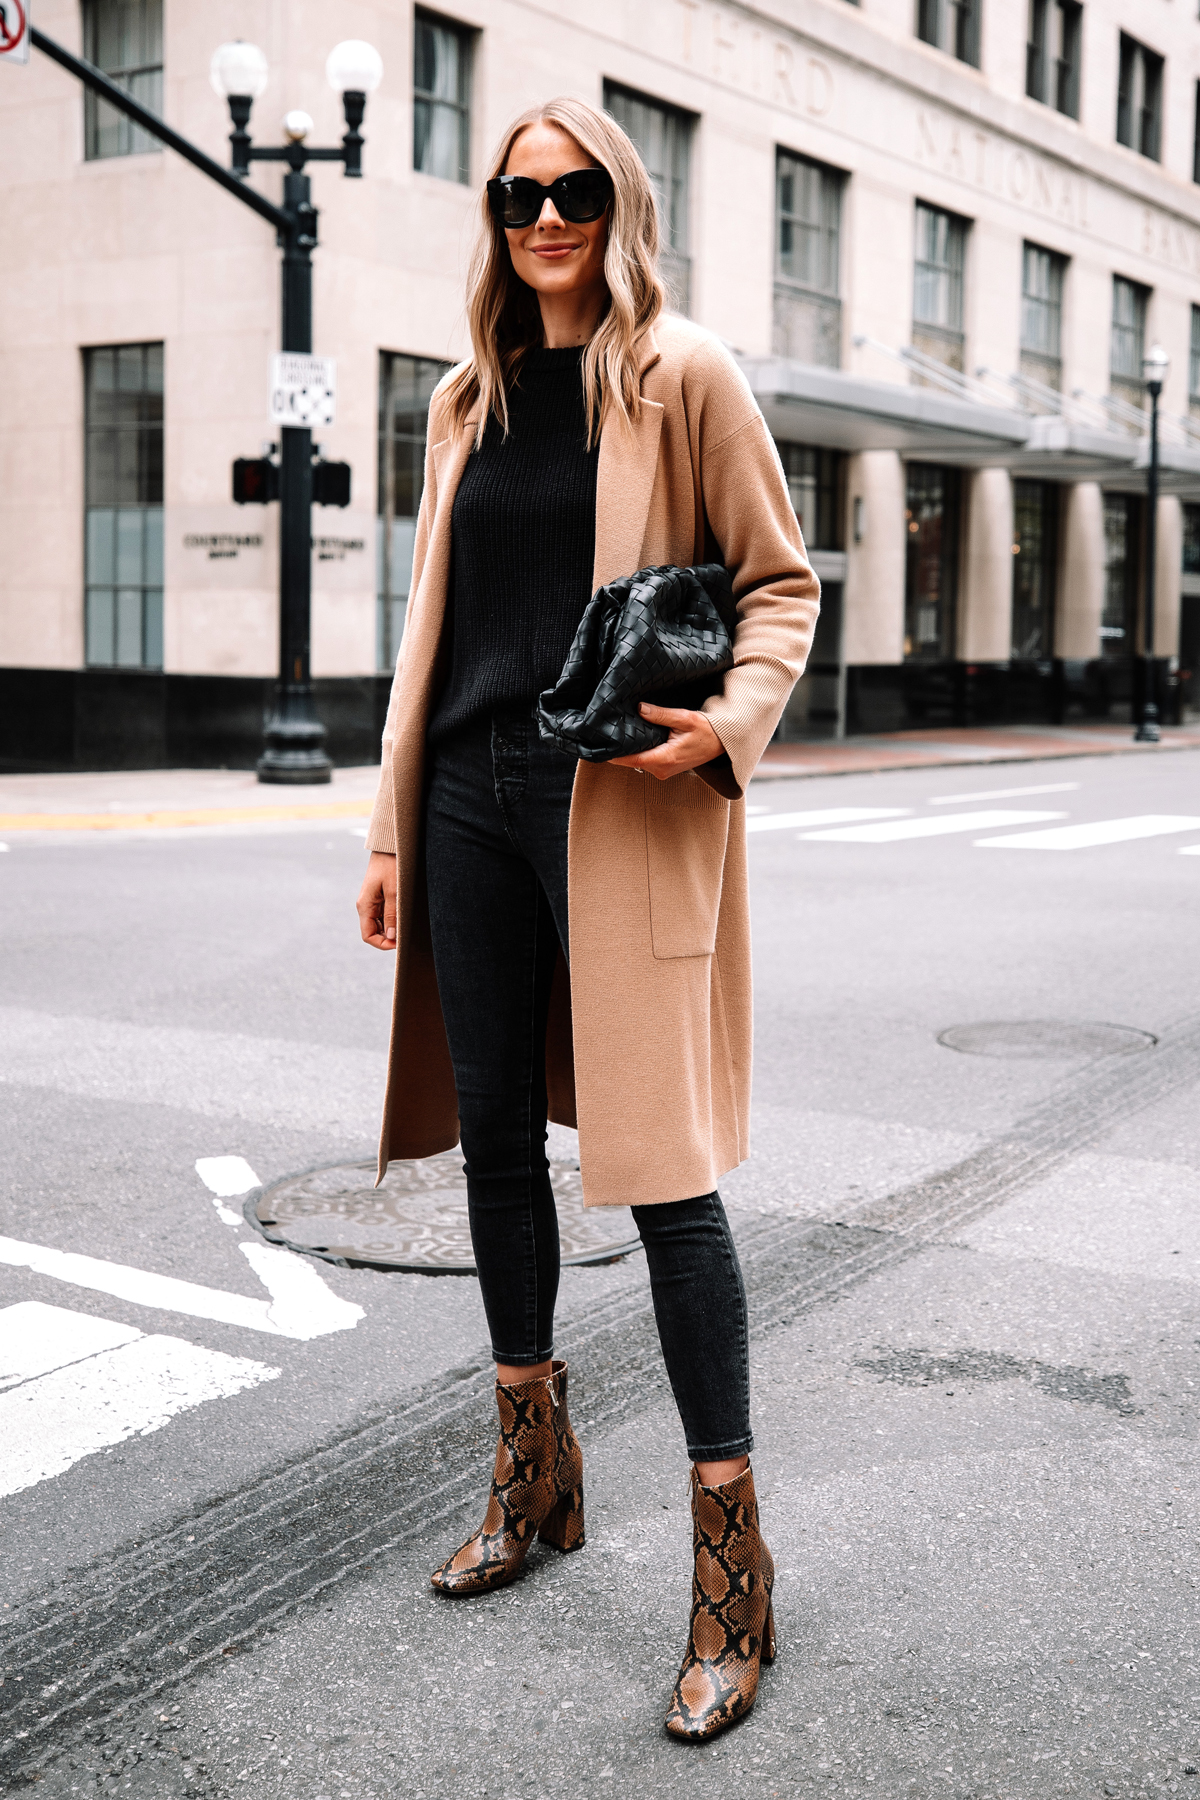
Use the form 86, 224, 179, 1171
30, 24, 383, 784
211, 37, 384, 783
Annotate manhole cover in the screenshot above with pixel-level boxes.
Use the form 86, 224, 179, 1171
937, 1020, 1157, 1060
246, 1153, 642, 1273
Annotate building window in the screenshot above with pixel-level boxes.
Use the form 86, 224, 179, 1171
603, 83, 692, 314
772, 150, 843, 366
904, 465, 960, 662
1182, 502, 1200, 576
413, 11, 472, 184
913, 203, 966, 372
1116, 34, 1163, 162
1020, 243, 1066, 391
1190, 307, 1200, 416
1025, 0, 1081, 119
916, 0, 980, 69
82, 0, 162, 161
1101, 494, 1139, 659
776, 444, 846, 550
1111, 276, 1148, 409
378, 351, 452, 671
1194, 83, 1200, 185
1012, 480, 1059, 661
84, 343, 164, 670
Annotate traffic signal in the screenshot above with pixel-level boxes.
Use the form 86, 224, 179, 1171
312, 460, 351, 507
232, 457, 279, 504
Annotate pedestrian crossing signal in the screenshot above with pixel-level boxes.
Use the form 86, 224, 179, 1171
312, 460, 351, 507
232, 457, 279, 504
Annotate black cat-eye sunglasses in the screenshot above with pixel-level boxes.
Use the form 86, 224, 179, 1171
486, 167, 613, 230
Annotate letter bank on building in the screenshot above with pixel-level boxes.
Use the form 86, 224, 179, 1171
3, 0, 1199, 768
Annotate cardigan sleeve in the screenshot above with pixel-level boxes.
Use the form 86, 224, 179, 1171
684, 340, 821, 800
364, 402, 443, 855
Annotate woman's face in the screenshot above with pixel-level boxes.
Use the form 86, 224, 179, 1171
502, 123, 609, 303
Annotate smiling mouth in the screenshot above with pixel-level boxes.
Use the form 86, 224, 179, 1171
531, 243, 583, 256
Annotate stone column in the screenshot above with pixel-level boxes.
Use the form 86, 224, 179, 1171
959, 468, 1013, 661
842, 450, 905, 664
1153, 495, 1182, 661
1056, 482, 1105, 658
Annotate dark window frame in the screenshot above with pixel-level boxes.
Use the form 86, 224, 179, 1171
1020, 242, 1066, 390
83, 341, 164, 671
1193, 80, 1200, 184
1011, 479, 1060, 661
1189, 305, 1200, 408
1111, 274, 1149, 400
904, 463, 962, 663
1101, 492, 1140, 658
776, 443, 847, 551
413, 8, 473, 186
912, 201, 968, 372
603, 81, 693, 313
916, 0, 981, 69
377, 350, 453, 671
1116, 32, 1164, 162
1025, 0, 1081, 118
82, 0, 163, 161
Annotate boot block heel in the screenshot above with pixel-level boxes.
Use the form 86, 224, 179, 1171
761, 1598, 778, 1665
538, 1485, 585, 1552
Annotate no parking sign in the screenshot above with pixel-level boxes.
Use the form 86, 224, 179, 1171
0, 0, 29, 64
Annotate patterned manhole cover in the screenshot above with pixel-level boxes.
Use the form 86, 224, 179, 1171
937, 1020, 1157, 1060
245, 1152, 642, 1273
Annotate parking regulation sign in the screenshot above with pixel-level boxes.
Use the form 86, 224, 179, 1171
269, 353, 336, 428
0, 0, 30, 63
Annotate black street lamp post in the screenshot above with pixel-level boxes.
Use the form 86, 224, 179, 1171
1136, 342, 1170, 744
29, 28, 383, 785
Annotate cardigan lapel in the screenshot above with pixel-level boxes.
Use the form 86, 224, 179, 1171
591, 326, 665, 590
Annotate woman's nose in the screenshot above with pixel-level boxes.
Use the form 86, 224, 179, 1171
537, 198, 565, 229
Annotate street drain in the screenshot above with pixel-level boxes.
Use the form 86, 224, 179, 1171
244, 1152, 642, 1273
937, 1020, 1157, 1060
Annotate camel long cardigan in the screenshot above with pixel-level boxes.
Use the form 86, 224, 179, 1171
365, 314, 820, 1208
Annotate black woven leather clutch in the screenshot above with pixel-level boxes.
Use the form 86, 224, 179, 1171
536, 563, 736, 762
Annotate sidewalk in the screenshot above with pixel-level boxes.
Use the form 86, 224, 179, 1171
1, 722, 1198, 831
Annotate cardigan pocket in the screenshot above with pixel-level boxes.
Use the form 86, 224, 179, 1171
644, 772, 730, 959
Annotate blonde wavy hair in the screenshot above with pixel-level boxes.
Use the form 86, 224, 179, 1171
442, 97, 665, 447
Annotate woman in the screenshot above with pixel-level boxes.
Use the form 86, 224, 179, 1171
357, 97, 818, 1742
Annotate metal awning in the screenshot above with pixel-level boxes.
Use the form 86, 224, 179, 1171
740, 349, 1200, 496
737, 356, 1029, 462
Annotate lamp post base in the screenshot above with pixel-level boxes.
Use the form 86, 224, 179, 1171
257, 697, 333, 784
1134, 703, 1161, 745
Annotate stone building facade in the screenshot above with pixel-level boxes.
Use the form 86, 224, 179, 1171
2, 0, 1199, 768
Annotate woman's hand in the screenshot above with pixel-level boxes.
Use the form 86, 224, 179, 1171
609, 703, 725, 781
357, 851, 398, 950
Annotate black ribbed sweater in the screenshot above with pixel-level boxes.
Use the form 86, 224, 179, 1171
429, 346, 600, 745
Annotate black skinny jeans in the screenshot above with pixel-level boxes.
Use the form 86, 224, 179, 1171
424, 709, 752, 1462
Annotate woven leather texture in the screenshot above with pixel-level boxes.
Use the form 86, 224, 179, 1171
536, 563, 736, 762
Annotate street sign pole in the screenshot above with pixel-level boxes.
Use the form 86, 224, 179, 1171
259, 169, 332, 783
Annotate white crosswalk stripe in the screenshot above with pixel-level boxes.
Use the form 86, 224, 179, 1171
977, 815, 1200, 851
745, 807, 909, 833
799, 809, 1066, 843
0, 1301, 278, 1498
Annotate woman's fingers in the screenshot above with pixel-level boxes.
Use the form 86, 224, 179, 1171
357, 852, 398, 950
608, 706, 723, 780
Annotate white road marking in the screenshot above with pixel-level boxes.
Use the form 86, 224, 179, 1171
239, 1240, 364, 1339
0, 1302, 278, 1498
976, 814, 1200, 851
0, 1300, 140, 1390
1181, 843, 1200, 856
929, 782, 1079, 805
195, 1155, 260, 1226
800, 810, 1066, 843
348, 826, 368, 838
747, 807, 910, 834
0, 1235, 363, 1340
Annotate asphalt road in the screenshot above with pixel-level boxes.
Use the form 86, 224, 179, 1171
2, 746, 1199, 1800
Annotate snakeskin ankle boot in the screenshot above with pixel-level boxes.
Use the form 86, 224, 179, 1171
665, 1463, 776, 1742
430, 1359, 584, 1596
